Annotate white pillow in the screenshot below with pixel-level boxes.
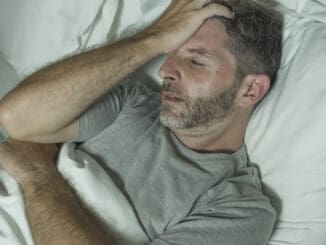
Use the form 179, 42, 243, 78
245, 15, 326, 245
278, 0, 326, 23
278, 0, 310, 12
0, 52, 19, 99
0, 0, 167, 80
305, 0, 326, 23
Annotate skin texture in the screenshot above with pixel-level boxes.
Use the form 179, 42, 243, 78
0, 1, 243, 244
159, 20, 238, 132
159, 19, 270, 153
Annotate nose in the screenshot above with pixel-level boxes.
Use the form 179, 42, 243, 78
158, 53, 181, 83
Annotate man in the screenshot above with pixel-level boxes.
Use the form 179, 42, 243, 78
0, 0, 283, 244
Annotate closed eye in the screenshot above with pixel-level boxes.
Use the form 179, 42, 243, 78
191, 59, 205, 66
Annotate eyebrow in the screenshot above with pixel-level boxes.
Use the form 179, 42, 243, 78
187, 48, 211, 58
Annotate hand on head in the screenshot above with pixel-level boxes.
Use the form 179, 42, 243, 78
143, 0, 234, 53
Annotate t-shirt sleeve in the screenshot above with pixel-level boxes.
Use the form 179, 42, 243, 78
149, 182, 276, 245
72, 80, 146, 142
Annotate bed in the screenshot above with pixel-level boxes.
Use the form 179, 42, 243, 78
0, 0, 326, 244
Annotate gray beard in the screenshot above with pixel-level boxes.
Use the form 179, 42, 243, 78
160, 85, 237, 130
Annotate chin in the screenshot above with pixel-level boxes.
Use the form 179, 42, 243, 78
159, 110, 184, 130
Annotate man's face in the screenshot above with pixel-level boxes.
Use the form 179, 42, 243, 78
159, 20, 238, 130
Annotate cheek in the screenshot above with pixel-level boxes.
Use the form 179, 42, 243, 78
189, 81, 221, 104
220, 66, 236, 85
182, 68, 219, 95
184, 87, 210, 107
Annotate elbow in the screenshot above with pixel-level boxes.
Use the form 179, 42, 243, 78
0, 102, 30, 141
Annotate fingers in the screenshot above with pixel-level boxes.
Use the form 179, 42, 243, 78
163, 0, 233, 19
199, 2, 234, 19
144, 0, 234, 53
186, 0, 214, 9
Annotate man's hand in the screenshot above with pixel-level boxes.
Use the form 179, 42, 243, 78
143, 0, 234, 53
0, 139, 59, 184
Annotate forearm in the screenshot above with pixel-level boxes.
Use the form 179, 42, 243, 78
0, 140, 116, 244
0, 35, 160, 140
22, 172, 115, 245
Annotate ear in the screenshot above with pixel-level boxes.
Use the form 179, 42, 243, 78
235, 74, 270, 107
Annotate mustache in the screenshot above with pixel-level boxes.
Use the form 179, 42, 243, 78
160, 82, 188, 101
161, 82, 181, 94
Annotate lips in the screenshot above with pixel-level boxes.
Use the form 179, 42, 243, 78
162, 92, 183, 103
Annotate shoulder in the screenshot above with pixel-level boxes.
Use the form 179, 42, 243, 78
189, 162, 276, 244
151, 175, 276, 245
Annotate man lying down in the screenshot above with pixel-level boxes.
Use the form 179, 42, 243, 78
0, 0, 283, 244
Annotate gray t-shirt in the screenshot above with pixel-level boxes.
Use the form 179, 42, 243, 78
74, 81, 276, 245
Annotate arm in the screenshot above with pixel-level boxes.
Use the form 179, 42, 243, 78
0, 37, 158, 143
24, 172, 114, 245
0, 140, 115, 245
0, 0, 233, 143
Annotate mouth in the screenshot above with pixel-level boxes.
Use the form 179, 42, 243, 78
162, 92, 183, 103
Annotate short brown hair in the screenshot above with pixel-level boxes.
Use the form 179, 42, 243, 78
210, 0, 283, 88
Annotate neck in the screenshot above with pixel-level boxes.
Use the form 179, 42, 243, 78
172, 111, 250, 154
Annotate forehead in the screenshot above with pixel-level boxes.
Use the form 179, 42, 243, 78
181, 19, 231, 58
